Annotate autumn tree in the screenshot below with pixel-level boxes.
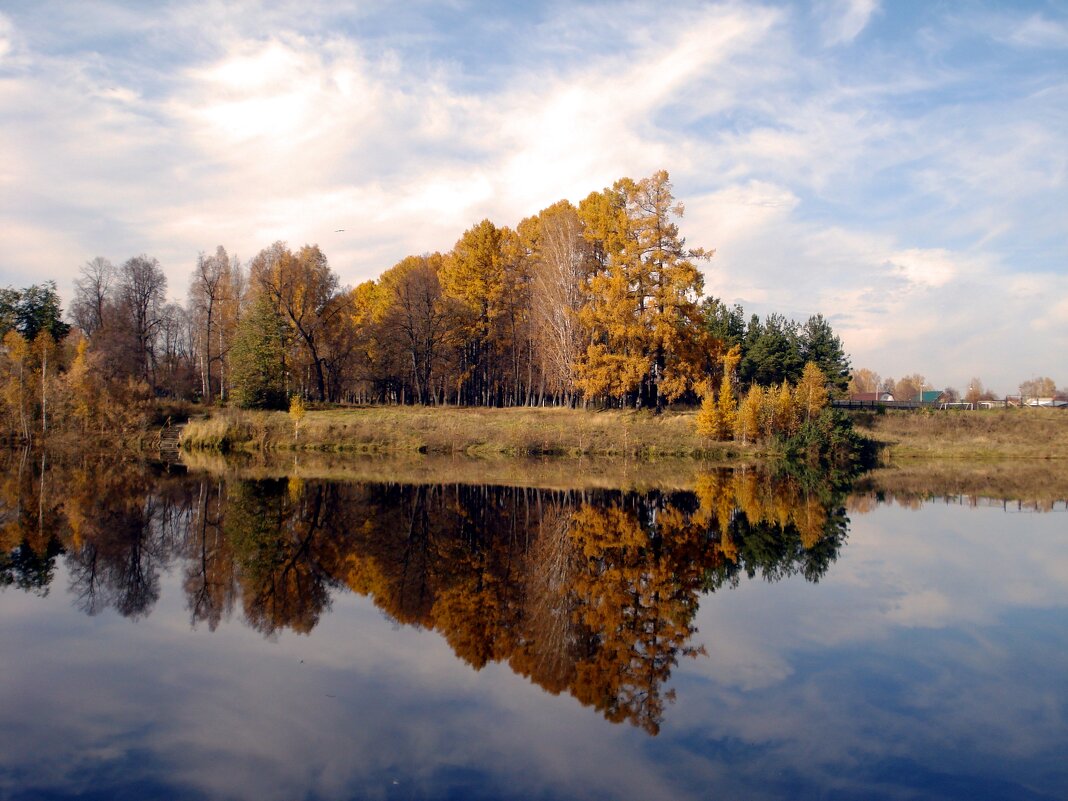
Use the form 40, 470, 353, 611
576, 170, 712, 409
894, 374, 930, 403
794, 362, 829, 424
251, 243, 348, 402
1019, 376, 1057, 399
964, 378, 984, 405
439, 220, 511, 406
65, 337, 102, 432
734, 384, 764, 444
116, 255, 168, 390
696, 345, 739, 440
848, 368, 881, 396
190, 246, 243, 403
376, 254, 454, 404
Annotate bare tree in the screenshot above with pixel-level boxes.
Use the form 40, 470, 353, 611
1019, 376, 1057, 400
117, 255, 168, 390
527, 201, 588, 404
70, 257, 115, 337
189, 246, 243, 403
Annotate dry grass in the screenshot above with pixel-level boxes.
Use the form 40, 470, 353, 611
181, 406, 756, 460
178, 450, 748, 492
855, 408, 1068, 460
854, 458, 1068, 506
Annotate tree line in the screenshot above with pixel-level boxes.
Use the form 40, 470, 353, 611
848, 369, 1062, 404
0, 170, 853, 440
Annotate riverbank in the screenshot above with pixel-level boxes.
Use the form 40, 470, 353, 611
180, 405, 1068, 464
178, 450, 747, 491
855, 407, 1068, 460
178, 448, 1068, 504
180, 406, 755, 459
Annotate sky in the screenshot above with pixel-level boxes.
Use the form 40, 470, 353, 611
0, 0, 1065, 393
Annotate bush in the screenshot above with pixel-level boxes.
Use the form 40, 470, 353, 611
781, 408, 875, 473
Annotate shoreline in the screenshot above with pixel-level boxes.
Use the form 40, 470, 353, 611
179, 406, 759, 460
855, 407, 1068, 461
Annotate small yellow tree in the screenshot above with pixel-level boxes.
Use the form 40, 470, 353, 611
289, 395, 306, 440
771, 381, 797, 437
65, 338, 99, 432
694, 383, 723, 439
695, 344, 741, 440
717, 345, 740, 437
795, 362, 829, 423
734, 385, 764, 444
715, 375, 737, 438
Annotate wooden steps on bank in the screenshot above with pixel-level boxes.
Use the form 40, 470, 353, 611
157, 422, 185, 462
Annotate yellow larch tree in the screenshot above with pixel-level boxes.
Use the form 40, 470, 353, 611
795, 362, 830, 423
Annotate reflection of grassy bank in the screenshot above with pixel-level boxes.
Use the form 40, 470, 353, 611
854, 459, 1068, 508
178, 449, 745, 492
181, 407, 753, 460
856, 408, 1068, 460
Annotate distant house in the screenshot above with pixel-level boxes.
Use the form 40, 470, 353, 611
850, 391, 895, 402
916, 390, 948, 404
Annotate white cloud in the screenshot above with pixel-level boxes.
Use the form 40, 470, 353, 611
0, 1, 1065, 392
0, 14, 12, 62
817, 0, 880, 46
1004, 13, 1068, 49
885, 248, 959, 289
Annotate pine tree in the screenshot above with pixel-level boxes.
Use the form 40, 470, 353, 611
230, 294, 288, 409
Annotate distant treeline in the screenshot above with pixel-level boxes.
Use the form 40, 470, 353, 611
0, 170, 850, 441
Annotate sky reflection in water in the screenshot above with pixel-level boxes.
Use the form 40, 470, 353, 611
0, 457, 1065, 801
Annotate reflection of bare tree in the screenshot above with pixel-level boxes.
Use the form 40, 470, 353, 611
67, 495, 165, 618
57, 457, 189, 620
183, 480, 235, 630
515, 498, 581, 693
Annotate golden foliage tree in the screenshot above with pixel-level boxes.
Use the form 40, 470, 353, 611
576, 171, 713, 408
795, 362, 829, 423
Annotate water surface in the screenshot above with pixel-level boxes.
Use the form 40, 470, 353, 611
1, 452, 1065, 800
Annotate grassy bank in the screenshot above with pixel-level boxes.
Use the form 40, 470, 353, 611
180, 406, 756, 459
178, 450, 745, 491
855, 408, 1068, 460
855, 459, 1068, 507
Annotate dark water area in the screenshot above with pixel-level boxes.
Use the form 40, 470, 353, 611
1, 451, 1066, 801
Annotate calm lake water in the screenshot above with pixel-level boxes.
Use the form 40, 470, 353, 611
1, 452, 1066, 801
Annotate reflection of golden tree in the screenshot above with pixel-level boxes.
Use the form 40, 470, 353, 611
566, 499, 714, 734
2, 459, 850, 736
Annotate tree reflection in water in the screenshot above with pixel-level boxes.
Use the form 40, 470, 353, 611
0, 451, 849, 734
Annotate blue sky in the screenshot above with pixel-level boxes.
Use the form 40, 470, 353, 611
1, 0, 1065, 392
